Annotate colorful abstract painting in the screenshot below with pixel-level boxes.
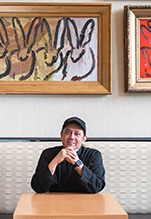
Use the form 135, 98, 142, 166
0, 17, 97, 82
140, 19, 151, 79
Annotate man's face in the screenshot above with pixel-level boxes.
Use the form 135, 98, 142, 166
60, 123, 87, 151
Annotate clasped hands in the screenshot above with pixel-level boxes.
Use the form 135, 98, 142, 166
48, 147, 84, 176
55, 147, 79, 166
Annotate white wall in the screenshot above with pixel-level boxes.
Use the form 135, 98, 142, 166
0, 0, 151, 138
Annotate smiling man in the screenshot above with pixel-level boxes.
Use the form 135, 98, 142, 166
31, 117, 105, 193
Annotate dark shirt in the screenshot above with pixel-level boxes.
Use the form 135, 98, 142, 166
31, 145, 105, 193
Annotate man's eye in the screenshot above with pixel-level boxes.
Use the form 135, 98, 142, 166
75, 132, 80, 136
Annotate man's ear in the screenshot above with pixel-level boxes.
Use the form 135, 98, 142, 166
60, 131, 63, 141
83, 135, 87, 143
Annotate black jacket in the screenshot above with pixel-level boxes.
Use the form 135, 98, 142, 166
31, 145, 105, 193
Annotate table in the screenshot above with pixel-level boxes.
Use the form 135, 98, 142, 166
13, 192, 128, 219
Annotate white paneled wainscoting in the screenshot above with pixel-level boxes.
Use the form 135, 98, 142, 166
0, 139, 151, 216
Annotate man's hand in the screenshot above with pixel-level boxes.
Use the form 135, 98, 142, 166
48, 147, 83, 176
48, 148, 68, 174
54, 148, 68, 164
65, 147, 79, 165
65, 148, 83, 176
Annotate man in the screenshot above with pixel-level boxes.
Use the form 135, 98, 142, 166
31, 116, 105, 193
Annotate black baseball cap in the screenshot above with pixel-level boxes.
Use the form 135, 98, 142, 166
62, 116, 86, 135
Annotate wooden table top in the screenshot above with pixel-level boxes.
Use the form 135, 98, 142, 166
13, 192, 128, 219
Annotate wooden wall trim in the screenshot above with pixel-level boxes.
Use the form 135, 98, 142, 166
0, 137, 151, 142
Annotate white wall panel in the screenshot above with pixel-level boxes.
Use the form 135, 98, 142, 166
0, 1, 151, 138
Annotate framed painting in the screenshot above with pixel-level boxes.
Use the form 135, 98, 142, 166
124, 5, 151, 92
0, 3, 111, 94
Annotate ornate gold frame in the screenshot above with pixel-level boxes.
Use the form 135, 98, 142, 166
125, 5, 151, 92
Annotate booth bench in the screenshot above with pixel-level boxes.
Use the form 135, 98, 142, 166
0, 139, 151, 214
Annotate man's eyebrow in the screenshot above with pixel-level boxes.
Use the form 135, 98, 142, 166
65, 128, 71, 131
65, 128, 82, 132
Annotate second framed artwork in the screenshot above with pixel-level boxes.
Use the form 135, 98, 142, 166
0, 3, 111, 94
125, 5, 151, 92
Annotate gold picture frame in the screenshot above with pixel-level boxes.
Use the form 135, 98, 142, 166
124, 5, 151, 92
0, 3, 111, 95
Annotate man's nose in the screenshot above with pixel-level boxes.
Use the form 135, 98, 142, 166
69, 132, 75, 139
